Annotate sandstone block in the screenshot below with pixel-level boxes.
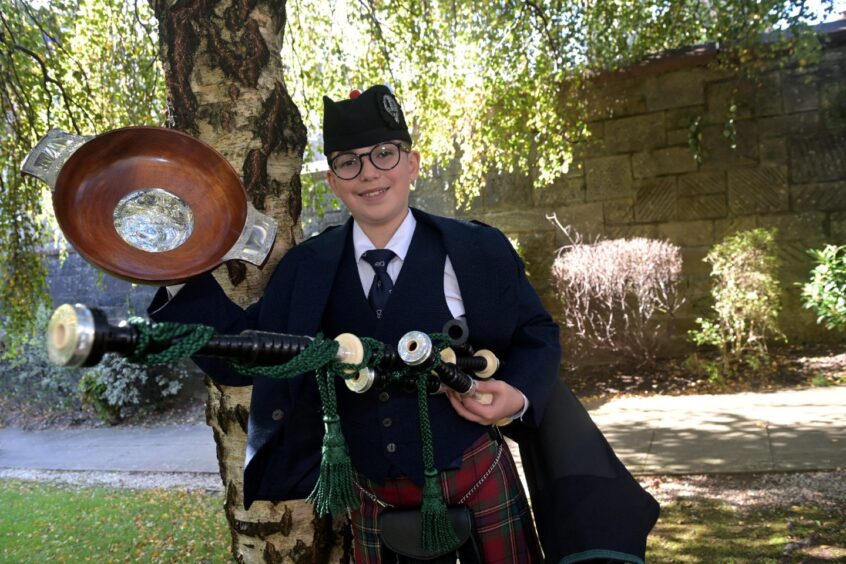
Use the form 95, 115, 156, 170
831, 211, 846, 243
411, 175, 456, 216
603, 198, 634, 225
776, 241, 821, 270
665, 105, 706, 130
551, 202, 605, 242
728, 167, 789, 215
667, 129, 690, 146
677, 194, 727, 220
757, 111, 820, 139
757, 211, 827, 243
791, 181, 846, 212
680, 247, 712, 275
705, 73, 782, 122
782, 70, 819, 113
699, 121, 759, 170
535, 177, 586, 207
657, 220, 714, 247
788, 131, 846, 183
634, 177, 677, 222
632, 147, 699, 178
820, 81, 846, 130
714, 216, 758, 240
477, 210, 557, 233
759, 137, 788, 167
586, 77, 647, 120
677, 171, 726, 196
605, 223, 660, 240
483, 171, 533, 211
604, 113, 666, 153
585, 155, 633, 201
643, 69, 707, 111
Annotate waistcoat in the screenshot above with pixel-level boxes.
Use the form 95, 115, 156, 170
321, 220, 487, 485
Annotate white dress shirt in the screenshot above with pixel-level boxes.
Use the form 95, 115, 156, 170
352, 211, 464, 318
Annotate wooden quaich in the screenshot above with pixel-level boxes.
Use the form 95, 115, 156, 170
22, 126, 276, 284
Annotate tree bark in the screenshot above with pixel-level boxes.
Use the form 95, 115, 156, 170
151, 1, 346, 561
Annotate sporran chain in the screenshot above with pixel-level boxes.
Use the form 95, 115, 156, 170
353, 440, 504, 509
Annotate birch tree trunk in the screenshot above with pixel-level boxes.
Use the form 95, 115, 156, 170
151, 1, 347, 561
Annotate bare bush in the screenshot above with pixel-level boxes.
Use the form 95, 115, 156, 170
549, 215, 684, 365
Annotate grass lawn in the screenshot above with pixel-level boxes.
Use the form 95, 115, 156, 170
2, 478, 844, 562
0, 480, 231, 563
649, 498, 846, 563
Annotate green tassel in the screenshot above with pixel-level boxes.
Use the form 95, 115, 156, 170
306, 413, 360, 517
420, 469, 461, 553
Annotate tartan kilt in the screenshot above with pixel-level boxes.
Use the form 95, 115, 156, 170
351, 431, 542, 564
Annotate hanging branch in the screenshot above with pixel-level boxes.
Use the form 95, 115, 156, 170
358, 0, 399, 87
523, 0, 564, 65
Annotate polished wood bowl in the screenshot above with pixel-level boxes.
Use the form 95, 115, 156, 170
52, 127, 247, 284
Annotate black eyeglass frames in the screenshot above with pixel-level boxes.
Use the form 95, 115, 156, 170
329, 142, 411, 180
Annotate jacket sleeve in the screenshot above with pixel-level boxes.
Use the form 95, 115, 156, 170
146, 247, 304, 387
491, 231, 561, 429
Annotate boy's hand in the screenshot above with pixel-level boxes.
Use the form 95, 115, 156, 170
445, 379, 525, 426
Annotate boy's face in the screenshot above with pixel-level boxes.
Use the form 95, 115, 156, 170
326, 141, 419, 231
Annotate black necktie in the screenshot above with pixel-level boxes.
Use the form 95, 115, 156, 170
362, 249, 396, 318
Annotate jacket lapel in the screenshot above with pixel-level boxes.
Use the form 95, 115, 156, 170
412, 209, 510, 347
286, 219, 351, 335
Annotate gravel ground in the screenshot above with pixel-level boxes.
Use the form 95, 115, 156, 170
639, 470, 846, 509
3, 464, 844, 512
0, 468, 223, 493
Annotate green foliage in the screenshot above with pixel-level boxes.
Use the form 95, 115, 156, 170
0, 302, 187, 425
78, 354, 189, 425
0, 0, 165, 358
689, 228, 785, 367
0, 302, 82, 410
0, 480, 230, 562
801, 244, 846, 332
683, 354, 724, 384
283, 0, 830, 207
811, 373, 832, 387
77, 371, 120, 424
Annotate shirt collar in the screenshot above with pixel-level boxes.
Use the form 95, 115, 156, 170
352, 210, 416, 261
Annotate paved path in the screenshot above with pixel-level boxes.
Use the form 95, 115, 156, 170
1, 387, 843, 476
0, 424, 218, 473
590, 387, 846, 474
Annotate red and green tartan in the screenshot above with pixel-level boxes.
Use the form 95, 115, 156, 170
351, 432, 542, 563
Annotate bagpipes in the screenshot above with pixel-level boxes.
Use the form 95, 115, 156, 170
46, 303, 500, 401
45, 303, 504, 556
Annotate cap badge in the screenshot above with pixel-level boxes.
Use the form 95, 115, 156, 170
381, 93, 401, 125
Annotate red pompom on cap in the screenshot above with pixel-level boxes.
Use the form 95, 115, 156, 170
349, 89, 361, 99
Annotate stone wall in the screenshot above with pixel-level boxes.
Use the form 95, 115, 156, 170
414, 21, 846, 353
46, 245, 157, 323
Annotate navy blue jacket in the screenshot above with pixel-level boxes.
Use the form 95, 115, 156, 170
148, 208, 561, 508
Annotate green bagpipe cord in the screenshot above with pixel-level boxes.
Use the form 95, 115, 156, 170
126, 320, 461, 554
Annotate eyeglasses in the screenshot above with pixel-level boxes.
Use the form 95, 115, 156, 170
329, 142, 411, 180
